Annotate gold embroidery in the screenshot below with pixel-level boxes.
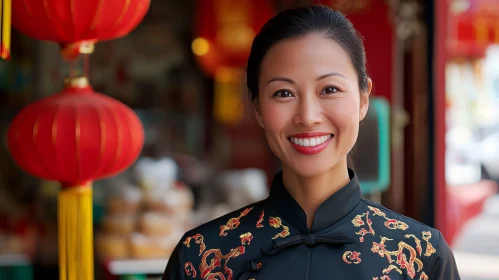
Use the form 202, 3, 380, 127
184, 262, 197, 277
422, 231, 436, 257
240, 232, 253, 245
342, 251, 361, 264
184, 234, 206, 256
256, 211, 265, 228
420, 272, 429, 279
219, 207, 254, 236
352, 211, 375, 242
372, 276, 391, 280
368, 206, 408, 230
405, 234, 423, 256
201, 246, 246, 280
269, 216, 290, 239
382, 264, 403, 275
371, 236, 424, 279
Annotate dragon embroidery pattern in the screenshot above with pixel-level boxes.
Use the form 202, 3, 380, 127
422, 231, 436, 257
256, 211, 265, 228
371, 230, 437, 280
342, 251, 361, 264
219, 207, 254, 236
368, 206, 409, 231
184, 262, 197, 277
240, 232, 253, 245
269, 216, 290, 239
184, 234, 207, 256
352, 211, 375, 242
200, 246, 246, 280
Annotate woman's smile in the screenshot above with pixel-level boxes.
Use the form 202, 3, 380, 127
288, 133, 334, 155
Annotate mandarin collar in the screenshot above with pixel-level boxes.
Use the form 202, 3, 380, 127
267, 169, 362, 233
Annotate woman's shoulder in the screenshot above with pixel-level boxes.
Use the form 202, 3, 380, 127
180, 200, 269, 251
361, 198, 438, 231
359, 198, 460, 278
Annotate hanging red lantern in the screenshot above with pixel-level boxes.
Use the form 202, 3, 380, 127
7, 76, 144, 279
11, 0, 150, 59
192, 0, 274, 125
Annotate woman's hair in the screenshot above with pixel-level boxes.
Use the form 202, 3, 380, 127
246, 5, 369, 103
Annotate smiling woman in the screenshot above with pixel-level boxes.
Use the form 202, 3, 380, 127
162, 5, 461, 280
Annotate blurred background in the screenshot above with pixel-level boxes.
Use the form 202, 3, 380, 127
1, 0, 499, 279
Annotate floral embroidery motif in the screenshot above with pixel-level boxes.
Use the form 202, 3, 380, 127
368, 206, 409, 230
184, 234, 207, 256
256, 211, 265, 228
219, 207, 254, 236
268, 216, 290, 239
419, 272, 429, 279
371, 236, 424, 279
201, 246, 246, 280
342, 251, 361, 264
422, 231, 436, 257
352, 211, 375, 242
184, 262, 197, 277
240, 232, 253, 245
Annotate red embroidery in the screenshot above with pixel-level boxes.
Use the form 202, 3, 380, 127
342, 251, 361, 264
422, 231, 436, 257
405, 234, 423, 256
256, 211, 265, 228
352, 211, 375, 242
200, 246, 246, 280
269, 216, 290, 239
220, 207, 254, 236
184, 262, 197, 277
371, 236, 423, 279
240, 232, 253, 245
184, 234, 206, 256
368, 206, 409, 230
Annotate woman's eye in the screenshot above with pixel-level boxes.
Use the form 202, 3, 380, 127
273, 90, 294, 98
321, 86, 339, 95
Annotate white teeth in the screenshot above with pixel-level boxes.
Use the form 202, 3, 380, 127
310, 138, 316, 146
290, 134, 332, 147
304, 139, 310, 147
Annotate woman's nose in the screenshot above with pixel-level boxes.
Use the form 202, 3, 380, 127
293, 95, 323, 127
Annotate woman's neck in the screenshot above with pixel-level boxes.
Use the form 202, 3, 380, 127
282, 159, 350, 229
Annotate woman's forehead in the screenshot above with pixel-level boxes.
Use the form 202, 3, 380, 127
259, 34, 356, 82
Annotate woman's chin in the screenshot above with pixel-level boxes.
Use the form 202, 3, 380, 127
286, 162, 334, 178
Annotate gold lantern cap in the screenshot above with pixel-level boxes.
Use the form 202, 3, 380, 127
64, 76, 89, 89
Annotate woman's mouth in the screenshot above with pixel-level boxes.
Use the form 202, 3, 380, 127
288, 133, 334, 155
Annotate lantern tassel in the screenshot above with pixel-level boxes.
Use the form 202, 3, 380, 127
213, 67, 244, 125
58, 183, 94, 280
0, 0, 11, 60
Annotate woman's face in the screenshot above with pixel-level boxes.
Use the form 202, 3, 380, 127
255, 33, 371, 177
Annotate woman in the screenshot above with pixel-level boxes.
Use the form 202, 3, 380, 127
163, 5, 460, 280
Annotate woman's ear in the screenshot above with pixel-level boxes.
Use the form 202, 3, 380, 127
252, 101, 264, 128
359, 78, 372, 121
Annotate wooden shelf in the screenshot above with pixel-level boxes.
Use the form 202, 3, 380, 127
107, 258, 169, 275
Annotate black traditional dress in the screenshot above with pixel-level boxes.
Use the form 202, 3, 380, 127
162, 169, 460, 280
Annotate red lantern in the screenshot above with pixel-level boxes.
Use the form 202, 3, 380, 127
7, 77, 143, 280
7, 77, 144, 186
193, 0, 274, 77
11, 0, 150, 58
192, 0, 274, 125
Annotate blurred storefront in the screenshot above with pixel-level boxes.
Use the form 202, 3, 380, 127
435, 0, 499, 246
1, 0, 491, 279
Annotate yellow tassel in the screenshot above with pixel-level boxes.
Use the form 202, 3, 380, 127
0, 0, 11, 60
213, 67, 244, 125
58, 183, 94, 280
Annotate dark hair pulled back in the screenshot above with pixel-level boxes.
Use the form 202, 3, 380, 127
246, 5, 369, 103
